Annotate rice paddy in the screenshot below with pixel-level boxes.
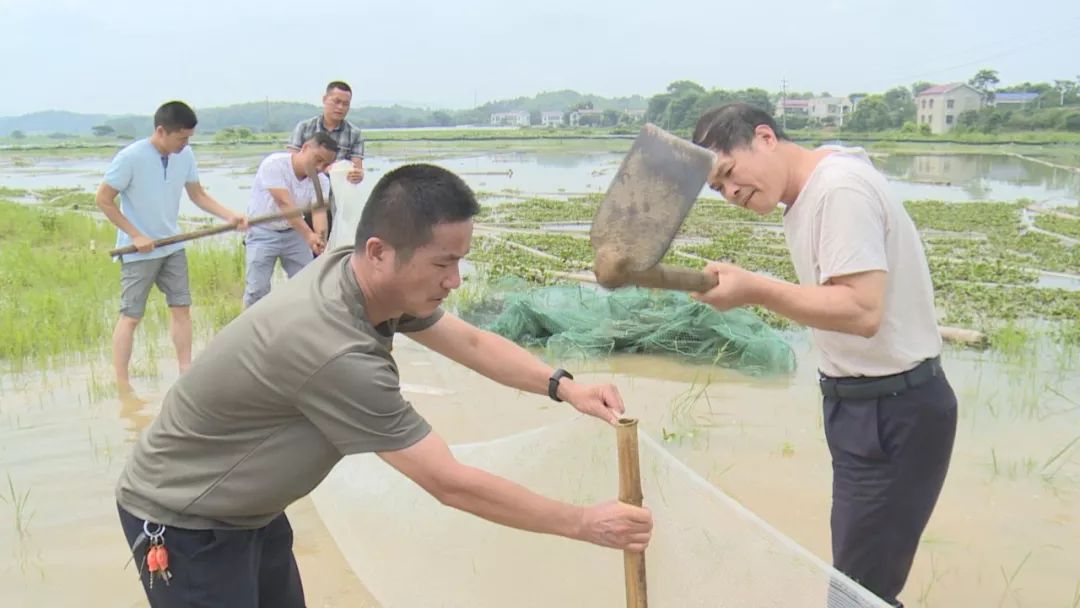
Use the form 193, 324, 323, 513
0, 144, 1077, 607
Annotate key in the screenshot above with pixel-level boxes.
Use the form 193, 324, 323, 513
147, 542, 161, 590
157, 545, 172, 585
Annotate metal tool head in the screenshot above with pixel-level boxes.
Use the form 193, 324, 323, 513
590, 123, 716, 283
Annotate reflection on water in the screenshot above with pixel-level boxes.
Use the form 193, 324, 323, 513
873, 153, 1080, 204
2, 150, 1077, 227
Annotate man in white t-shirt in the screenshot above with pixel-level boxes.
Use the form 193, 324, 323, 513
689, 103, 957, 608
243, 132, 336, 307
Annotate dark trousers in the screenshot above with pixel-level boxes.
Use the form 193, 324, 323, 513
821, 358, 957, 607
118, 504, 305, 608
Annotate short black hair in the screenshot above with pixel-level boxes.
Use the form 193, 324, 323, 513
154, 101, 198, 133
355, 164, 480, 260
692, 102, 789, 153
326, 81, 352, 95
306, 131, 340, 154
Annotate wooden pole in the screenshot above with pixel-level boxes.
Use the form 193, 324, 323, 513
109, 163, 329, 258
616, 417, 647, 608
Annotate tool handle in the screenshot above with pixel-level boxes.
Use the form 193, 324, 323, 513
616, 418, 647, 608
625, 264, 718, 292
109, 165, 328, 257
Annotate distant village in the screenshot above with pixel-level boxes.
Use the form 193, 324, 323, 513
493, 82, 1046, 135
489, 108, 646, 129
774, 84, 1041, 134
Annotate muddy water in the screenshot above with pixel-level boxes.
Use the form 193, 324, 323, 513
389, 337, 1080, 608
2, 148, 1078, 219
0, 359, 378, 608
5, 329, 1073, 606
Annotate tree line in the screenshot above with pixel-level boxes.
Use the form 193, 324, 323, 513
645, 70, 1080, 134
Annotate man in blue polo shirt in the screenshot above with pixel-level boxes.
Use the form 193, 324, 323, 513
95, 101, 247, 398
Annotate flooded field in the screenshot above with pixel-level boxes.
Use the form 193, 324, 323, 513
1, 335, 1077, 606
1, 141, 1079, 607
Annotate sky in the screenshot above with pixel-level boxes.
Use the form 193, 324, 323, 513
1, 0, 1078, 116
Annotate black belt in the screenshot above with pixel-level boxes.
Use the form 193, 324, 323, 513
819, 356, 942, 400
273, 227, 292, 233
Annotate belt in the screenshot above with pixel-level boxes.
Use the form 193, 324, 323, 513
273, 227, 292, 233
819, 356, 942, 400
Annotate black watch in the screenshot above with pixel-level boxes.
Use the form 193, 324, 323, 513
548, 369, 574, 402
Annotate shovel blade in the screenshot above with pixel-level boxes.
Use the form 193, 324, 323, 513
590, 123, 716, 273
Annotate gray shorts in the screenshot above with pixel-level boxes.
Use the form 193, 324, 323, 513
119, 250, 192, 318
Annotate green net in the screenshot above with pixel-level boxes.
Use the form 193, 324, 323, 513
459, 281, 796, 376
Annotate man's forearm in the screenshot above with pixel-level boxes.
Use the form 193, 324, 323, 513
438, 463, 582, 540
457, 330, 554, 395
191, 192, 238, 223
750, 276, 879, 337
311, 209, 328, 239
268, 194, 315, 234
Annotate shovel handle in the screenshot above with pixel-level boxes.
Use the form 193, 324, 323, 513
107, 202, 328, 257
624, 264, 718, 292
110, 165, 327, 258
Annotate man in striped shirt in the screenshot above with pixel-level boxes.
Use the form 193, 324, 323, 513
288, 80, 365, 241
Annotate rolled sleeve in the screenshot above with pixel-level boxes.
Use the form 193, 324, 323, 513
297, 353, 431, 455
816, 185, 889, 284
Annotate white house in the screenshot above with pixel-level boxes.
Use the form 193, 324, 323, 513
540, 111, 564, 127
569, 109, 604, 127
490, 111, 531, 127
775, 99, 809, 117
807, 96, 853, 126
915, 83, 983, 134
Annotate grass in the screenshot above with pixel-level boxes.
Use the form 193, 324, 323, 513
661, 376, 716, 444
917, 552, 948, 607
1, 473, 34, 540
466, 194, 1080, 344
477, 194, 601, 224
1040, 435, 1080, 482
998, 551, 1033, 608
0, 200, 245, 370
1034, 213, 1080, 240
0, 186, 29, 197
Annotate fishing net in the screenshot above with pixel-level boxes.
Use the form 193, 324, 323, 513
312, 415, 889, 607
458, 282, 796, 376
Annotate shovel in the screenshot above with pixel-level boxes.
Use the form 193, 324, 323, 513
590, 123, 719, 293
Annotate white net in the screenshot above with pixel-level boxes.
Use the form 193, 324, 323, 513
312, 416, 890, 608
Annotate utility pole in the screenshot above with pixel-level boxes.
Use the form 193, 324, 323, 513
780, 77, 788, 130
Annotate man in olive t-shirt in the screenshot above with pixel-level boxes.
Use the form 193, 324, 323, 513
115, 164, 653, 607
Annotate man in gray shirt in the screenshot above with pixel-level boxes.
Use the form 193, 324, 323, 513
289, 80, 365, 242
690, 103, 956, 608
116, 163, 652, 607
